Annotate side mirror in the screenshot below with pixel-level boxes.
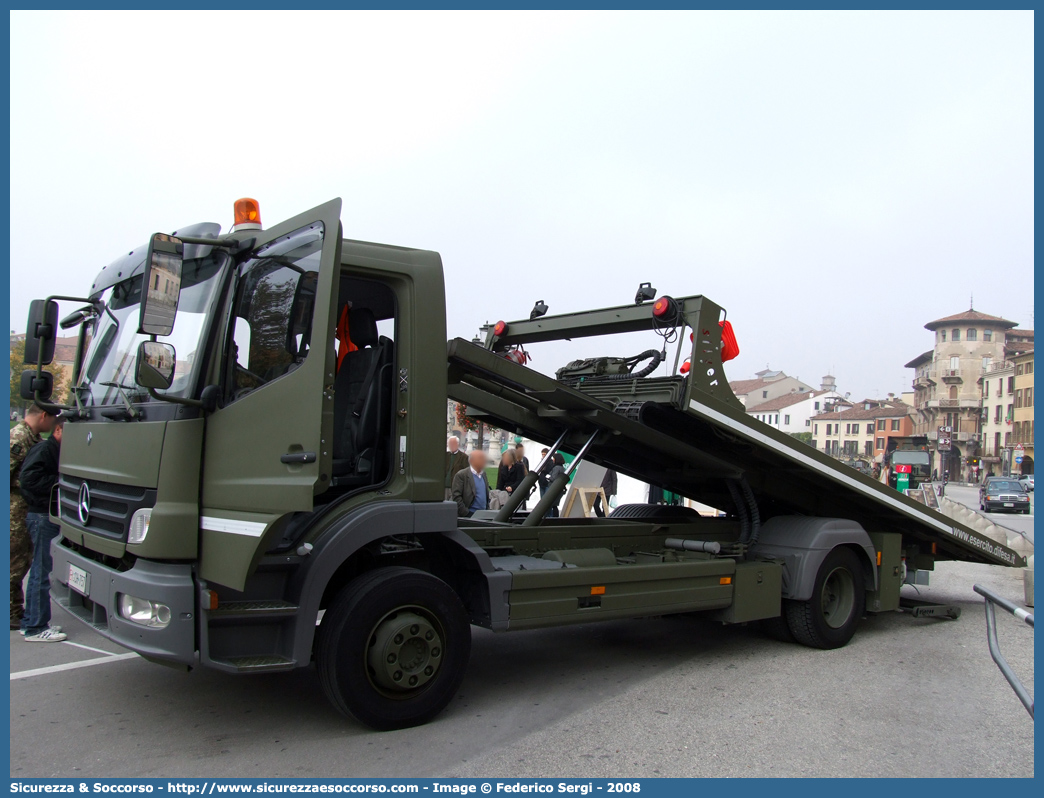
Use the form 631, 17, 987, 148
135, 341, 177, 391
24, 299, 58, 366
139, 233, 184, 336
20, 369, 53, 402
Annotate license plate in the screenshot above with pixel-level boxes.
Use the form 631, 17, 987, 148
67, 563, 90, 596
1003, 502, 1014, 508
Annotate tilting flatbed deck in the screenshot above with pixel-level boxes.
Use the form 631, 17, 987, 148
447, 293, 1022, 570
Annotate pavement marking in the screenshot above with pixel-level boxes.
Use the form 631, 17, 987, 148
62, 640, 121, 657
10, 652, 139, 681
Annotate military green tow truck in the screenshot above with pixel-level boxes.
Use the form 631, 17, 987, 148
21, 198, 1024, 730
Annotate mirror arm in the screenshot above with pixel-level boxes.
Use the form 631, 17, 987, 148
145, 387, 204, 409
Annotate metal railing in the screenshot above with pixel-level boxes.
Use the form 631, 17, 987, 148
973, 584, 1034, 718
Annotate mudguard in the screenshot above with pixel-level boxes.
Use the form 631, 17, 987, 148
751, 516, 878, 601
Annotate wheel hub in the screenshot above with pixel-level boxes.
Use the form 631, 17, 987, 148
821, 567, 855, 629
367, 609, 443, 692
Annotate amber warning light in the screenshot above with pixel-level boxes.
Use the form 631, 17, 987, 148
233, 198, 262, 231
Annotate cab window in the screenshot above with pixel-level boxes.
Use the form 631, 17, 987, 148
226, 223, 323, 402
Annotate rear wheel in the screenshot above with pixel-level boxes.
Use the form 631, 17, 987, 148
785, 547, 865, 650
760, 614, 795, 643
316, 567, 471, 730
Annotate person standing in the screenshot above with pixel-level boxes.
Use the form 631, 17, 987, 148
10, 404, 58, 630
593, 468, 618, 517
499, 449, 525, 497
19, 419, 66, 642
451, 450, 491, 518
537, 448, 552, 498
545, 453, 567, 518
513, 443, 530, 510
514, 442, 530, 473
444, 436, 469, 501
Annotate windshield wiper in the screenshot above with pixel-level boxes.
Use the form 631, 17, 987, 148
99, 381, 145, 420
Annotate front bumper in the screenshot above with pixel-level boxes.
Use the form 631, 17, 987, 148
50, 538, 197, 667
983, 500, 1030, 513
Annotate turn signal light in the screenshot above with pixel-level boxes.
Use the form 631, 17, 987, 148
493, 320, 507, 337
590, 586, 606, 596
203, 589, 219, 611
233, 198, 262, 230
719, 577, 732, 585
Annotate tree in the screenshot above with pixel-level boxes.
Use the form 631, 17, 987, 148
10, 339, 69, 412
789, 431, 814, 447
455, 402, 498, 452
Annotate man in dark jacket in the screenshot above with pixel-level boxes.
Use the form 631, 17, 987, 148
19, 420, 66, 642
593, 468, 618, 517
445, 436, 469, 501
451, 450, 491, 517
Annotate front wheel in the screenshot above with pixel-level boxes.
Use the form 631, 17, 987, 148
784, 547, 866, 650
316, 567, 472, 730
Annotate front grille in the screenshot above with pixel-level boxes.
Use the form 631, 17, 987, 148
58, 475, 156, 542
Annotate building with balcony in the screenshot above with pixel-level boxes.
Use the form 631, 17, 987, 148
980, 359, 1014, 473
905, 307, 1022, 482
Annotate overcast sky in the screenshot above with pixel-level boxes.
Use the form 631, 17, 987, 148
9, 10, 1033, 401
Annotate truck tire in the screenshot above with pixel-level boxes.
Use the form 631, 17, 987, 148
315, 566, 471, 730
784, 547, 865, 650
760, 614, 795, 643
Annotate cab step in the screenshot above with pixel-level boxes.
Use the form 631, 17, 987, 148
210, 655, 297, 673
208, 600, 299, 619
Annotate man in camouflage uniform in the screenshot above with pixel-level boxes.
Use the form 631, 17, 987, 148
10, 404, 57, 629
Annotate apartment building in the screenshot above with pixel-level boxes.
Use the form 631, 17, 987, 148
905, 307, 1021, 482
811, 399, 912, 461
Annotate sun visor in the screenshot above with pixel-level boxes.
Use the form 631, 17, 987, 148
89, 222, 222, 297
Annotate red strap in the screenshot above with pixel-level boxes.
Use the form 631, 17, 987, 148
336, 306, 358, 371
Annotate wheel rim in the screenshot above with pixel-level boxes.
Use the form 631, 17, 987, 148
366, 606, 445, 698
820, 566, 856, 629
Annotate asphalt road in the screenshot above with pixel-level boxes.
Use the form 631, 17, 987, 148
9, 491, 1034, 779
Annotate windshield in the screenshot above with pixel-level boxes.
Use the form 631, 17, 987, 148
987, 480, 1024, 492
77, 252, 228, 407
892, 451, 930, 467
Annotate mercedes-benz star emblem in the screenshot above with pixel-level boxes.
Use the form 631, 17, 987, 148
78, 482, 91, 525
86, 431, 92, 446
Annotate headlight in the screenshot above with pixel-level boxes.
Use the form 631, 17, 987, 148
986, 495, 997, 501
118, 593, 171, 628
128, 508, 152, 545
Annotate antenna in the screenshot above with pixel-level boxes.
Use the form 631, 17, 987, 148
970, 293, 974, 310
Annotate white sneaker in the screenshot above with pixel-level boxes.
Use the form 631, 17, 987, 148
18, 624, 61, 636
24, 628, 68, 643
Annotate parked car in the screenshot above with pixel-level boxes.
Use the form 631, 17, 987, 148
1018, 474, 1034, 492
979, 478, 1031, 514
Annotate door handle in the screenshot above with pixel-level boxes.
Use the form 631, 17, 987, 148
281, 452, 317, 465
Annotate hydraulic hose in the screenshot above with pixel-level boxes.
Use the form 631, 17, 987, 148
726, 479, 750, 543
570, 350, 664, 385
740, 478, 761, 550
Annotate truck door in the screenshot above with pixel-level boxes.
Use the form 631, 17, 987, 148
199, 199, 341, 591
